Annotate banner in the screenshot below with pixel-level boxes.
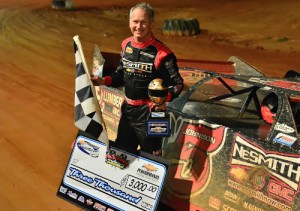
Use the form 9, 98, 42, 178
57, 135, 169, 211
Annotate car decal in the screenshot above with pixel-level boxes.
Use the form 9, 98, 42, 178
164, 113, 226, 198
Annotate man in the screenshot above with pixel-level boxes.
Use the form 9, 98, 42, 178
91, 2, 184, 156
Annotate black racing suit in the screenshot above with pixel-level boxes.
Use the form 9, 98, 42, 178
104, 34, 184, 154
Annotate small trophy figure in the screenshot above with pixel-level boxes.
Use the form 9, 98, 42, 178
147, 78, 170, 137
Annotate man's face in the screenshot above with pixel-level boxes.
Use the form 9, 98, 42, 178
129, 8, 153, 42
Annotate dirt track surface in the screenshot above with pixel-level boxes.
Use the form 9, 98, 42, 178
0, 0, 300, 210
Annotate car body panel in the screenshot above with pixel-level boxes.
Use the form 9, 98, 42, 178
161, 72, 300, 210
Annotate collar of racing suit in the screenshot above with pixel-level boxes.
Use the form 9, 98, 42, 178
130, 33, 155, 49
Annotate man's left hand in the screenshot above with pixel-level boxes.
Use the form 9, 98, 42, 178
154, 102, 166, 111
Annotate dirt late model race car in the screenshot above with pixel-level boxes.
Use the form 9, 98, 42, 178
160, 68, 300, 211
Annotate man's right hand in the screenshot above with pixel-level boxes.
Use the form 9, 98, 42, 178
90, 75, 105, 86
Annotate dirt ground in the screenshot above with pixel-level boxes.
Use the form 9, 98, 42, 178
0, 0, 299, 210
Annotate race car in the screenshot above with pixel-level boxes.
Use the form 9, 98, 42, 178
160, 68, 300, 211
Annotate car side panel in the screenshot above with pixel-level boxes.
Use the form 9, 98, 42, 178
161, 112, 300, 211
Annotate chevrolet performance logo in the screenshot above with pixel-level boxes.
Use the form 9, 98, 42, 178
122, 58, 152, 73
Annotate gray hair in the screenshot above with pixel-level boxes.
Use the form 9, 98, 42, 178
129, 2, 154, 22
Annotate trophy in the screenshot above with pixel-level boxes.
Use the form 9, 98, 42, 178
146, 78, 170, 137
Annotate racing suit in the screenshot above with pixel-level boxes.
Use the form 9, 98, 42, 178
103, 34, 184, 154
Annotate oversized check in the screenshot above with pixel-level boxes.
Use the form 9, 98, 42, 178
57, 135, 169, 211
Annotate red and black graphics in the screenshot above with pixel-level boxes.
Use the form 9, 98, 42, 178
163, 117, 226, 200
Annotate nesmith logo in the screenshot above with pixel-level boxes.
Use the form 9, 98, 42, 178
122, 58, 152, 72
231, 135, 300, 191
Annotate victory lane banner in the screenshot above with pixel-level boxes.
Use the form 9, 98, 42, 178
57, 134, 169, 211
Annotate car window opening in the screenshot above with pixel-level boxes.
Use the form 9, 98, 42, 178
183, 77, 274, 141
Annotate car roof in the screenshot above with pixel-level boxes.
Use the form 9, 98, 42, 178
202, 71, 300, 98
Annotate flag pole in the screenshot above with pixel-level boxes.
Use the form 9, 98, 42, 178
73, 35, 110, 151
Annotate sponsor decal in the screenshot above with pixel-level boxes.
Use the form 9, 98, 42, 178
147, 119, 170, 137
59, 186, 68, 194
222, 204, 238, 211
150, 126, 167, 133
141, 201, 153, 210
231, 135, 300, 191
228, 179, 292, 211
183, 127, 216, 144
86, 198, 93, 206
150, 112, 166, 118
67, 190, 78, 199
252, 171, 266, 190
274, 123, 295, 134
137, 164, 160, 180
140, 51, 155, 58
169, 71, 179, 80
273, 133, 297, 147
93, 202, 107, 211
165, 59, 174, 68
78, 195, 85, 203
125, 47, 133, 54
229, 167, 250, 182
268, 180, 295, 203
122, 58, 152, 73
173, 84, 183, 93
229, 167, 266, 190
209, 196, 221, 210
77, 140, 99, 158
164, 113, 226, 198
243, 201, 265, 211
223, 190, 240, 204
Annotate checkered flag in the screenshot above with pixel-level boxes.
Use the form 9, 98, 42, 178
73, 35, 108, 144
